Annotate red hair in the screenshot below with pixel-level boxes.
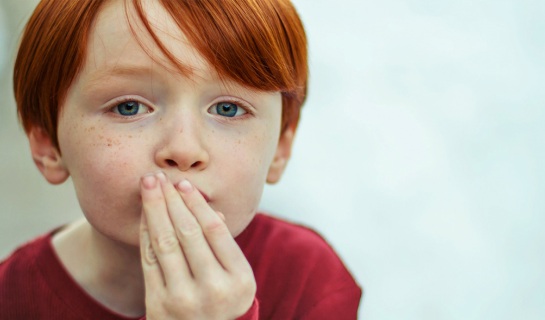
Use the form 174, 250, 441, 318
14, 0, 308, 150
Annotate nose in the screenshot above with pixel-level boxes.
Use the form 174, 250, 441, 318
154, 117, 209, 172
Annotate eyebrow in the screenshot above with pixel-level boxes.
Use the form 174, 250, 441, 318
81, 64, 262, 100
82, 65, 157, 91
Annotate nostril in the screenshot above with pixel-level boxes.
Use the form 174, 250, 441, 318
191, 161, 202, 168
166, 159, 177, 167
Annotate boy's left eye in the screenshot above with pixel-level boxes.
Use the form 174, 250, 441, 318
208, 102, 247, 117
112, 100, 151, 116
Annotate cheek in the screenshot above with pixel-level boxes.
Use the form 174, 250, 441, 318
58, 121, 145, 200
61, 118, 141, 165
225, 131, 276, 175
58, 121, 145, 243
63, 127, 125, 174
216, 130, 278, 199
215, 134, 278, 236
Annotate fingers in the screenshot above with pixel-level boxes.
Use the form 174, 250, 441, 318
140, 172, 256, 319
140, 171, 250, 284
141, 173, 190, 285
176, 180, 251, 274
156, 174, 220, 280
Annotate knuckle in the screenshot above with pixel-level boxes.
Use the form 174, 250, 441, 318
241, 273, 257, 289
202, 219, 228, 236
202, 277, 228, 298
229, 271, 256, 301
144, 242, 158, 264
140, 231, 157, 264
168, 294, 194, 310
176, 221, 202, 240
166, 293, 200, 317
238, 273, 257, 295
153, 231, 179, 254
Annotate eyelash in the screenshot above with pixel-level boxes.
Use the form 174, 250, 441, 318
107, 97, 153, 119
209, 98, 253, 120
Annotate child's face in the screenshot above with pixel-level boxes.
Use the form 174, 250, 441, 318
49, 0, 292, 245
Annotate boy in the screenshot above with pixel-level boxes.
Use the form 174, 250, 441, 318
0, 0, 362, 319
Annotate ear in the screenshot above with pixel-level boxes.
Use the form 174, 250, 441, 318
29, 127, 69, 185
266, 125, 296, 184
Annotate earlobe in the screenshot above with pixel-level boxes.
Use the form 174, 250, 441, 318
29, 127, 69, 185
266, 126, 296, 184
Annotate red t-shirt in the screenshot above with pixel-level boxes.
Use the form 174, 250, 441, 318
0, 214, 362, 319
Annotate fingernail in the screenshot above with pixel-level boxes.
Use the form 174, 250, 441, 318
178, 179, 193, 193
156, 171, 167, 183
142, 175, 157, 189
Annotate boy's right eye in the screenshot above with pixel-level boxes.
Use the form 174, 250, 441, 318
112, 100, 151, 116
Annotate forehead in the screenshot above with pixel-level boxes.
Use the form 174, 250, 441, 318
81, 0, 207, 86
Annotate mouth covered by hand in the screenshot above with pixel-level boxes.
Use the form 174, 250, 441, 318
139, 171, 256, 319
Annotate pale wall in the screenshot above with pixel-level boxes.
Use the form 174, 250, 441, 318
1, 1, 544, 319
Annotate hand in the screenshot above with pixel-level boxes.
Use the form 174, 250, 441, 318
139, 172, 256, 320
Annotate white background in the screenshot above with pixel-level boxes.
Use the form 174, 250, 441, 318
1, 1, 544, 319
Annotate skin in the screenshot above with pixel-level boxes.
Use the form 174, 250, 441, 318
28, 0, 295, 317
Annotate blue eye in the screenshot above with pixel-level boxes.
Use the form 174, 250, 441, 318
112, 101, 149, 116
210, 102, 247, 117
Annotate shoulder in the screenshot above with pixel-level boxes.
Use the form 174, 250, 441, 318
0, 231, 65, 317
237, 213, 362, 319
254, 213, 357, 281
0, 232, 51, 279
0, 233, 49, 312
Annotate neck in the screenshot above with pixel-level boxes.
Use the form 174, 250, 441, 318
52, 219, 145, 317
